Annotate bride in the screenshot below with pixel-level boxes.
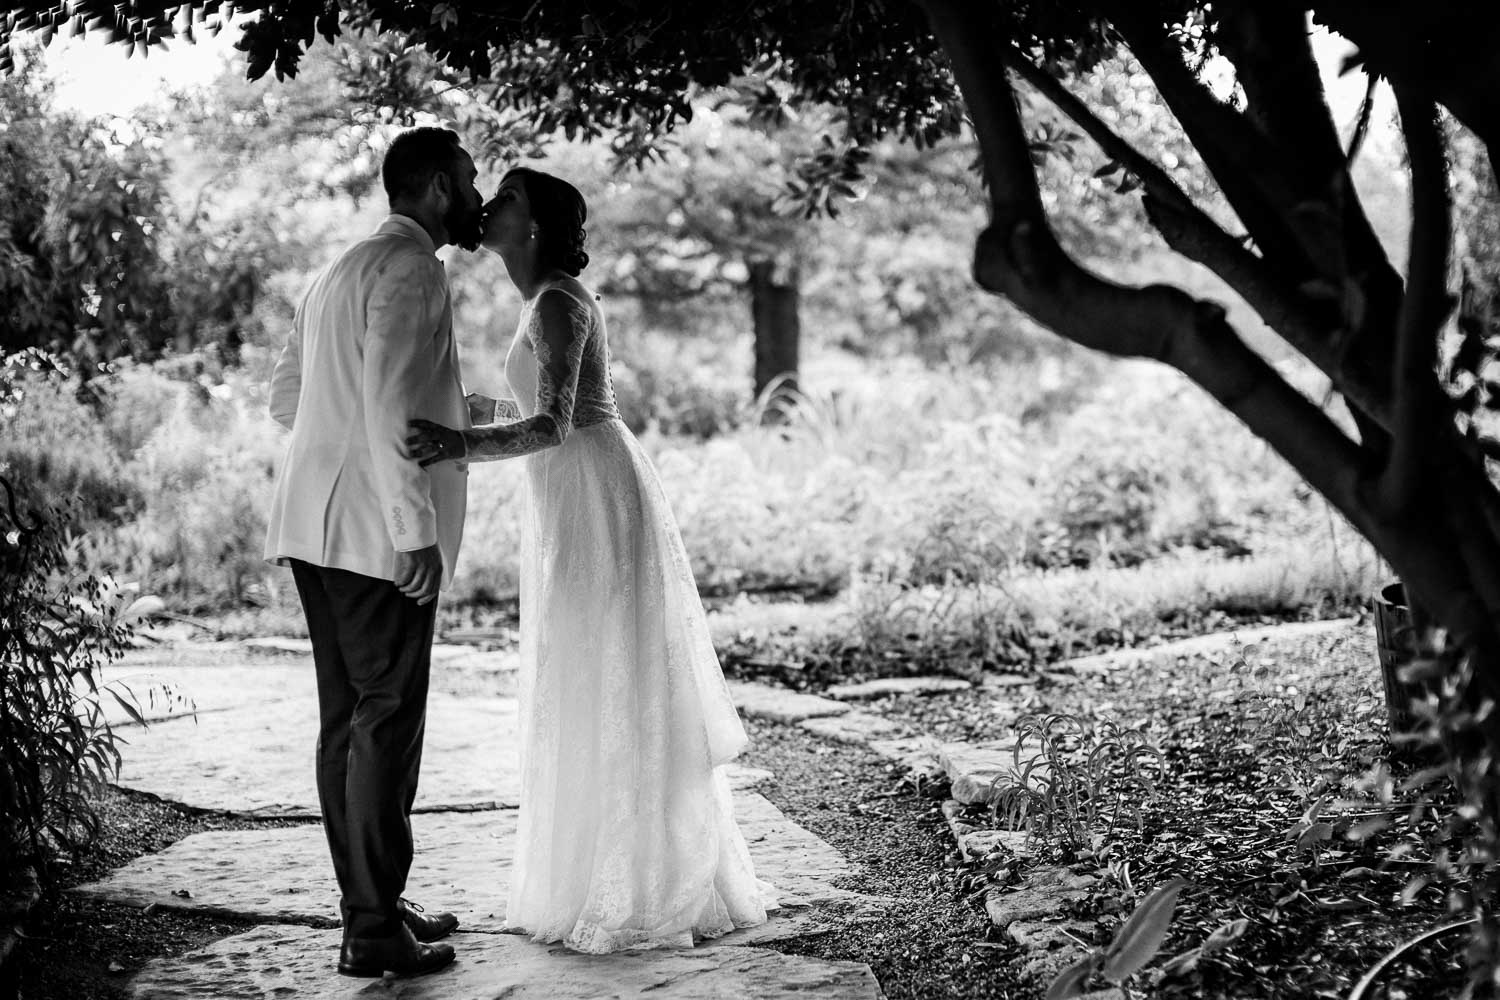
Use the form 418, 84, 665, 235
406, 167, 775, 953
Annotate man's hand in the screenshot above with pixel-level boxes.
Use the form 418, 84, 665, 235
394, 544, 443, 606
407, 419, 465, 467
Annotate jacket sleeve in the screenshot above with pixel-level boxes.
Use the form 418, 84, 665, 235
268, 299, 304, 430
363, 253, 449, 551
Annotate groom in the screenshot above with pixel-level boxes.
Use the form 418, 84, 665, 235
264, 127, 483, 978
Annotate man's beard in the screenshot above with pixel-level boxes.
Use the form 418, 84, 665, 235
447, 201, 484, 252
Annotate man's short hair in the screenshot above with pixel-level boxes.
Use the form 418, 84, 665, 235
382, 127, 464, 204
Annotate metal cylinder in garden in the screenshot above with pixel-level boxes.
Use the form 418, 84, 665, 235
1373, 581, 1420, 736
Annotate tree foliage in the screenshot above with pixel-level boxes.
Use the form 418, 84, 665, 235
0, 46, 290, 370
0, 55, 173, 369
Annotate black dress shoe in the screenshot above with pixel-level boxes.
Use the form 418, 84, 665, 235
400, 897, 460, 942
338, 924, 456, 978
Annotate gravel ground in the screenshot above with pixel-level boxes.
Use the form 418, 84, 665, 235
738, 718, 1032, 999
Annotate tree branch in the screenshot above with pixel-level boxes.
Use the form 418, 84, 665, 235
1003, 46, 1397, 431
920, 0, 1363, 497
1345, 74, 1379, 169
1216, 3, 1346, 178
1376, 85, 1452, 515
1105, 8, 1317, 280
1109, 5, 1403, 456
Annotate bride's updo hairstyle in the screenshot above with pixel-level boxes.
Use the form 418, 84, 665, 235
505, 167, 590, 276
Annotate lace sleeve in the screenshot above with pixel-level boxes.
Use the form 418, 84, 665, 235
460, 290, 589, 462
466, 393, 521, 424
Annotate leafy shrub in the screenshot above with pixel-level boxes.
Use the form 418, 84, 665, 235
611, 336, 749, 438
95, 358, 196, 460
0, 477, 157, 886
1395, 641, 1500, 995
78, 359, 284, 612
0, 352, 140, 524
989, 712, 1165, 858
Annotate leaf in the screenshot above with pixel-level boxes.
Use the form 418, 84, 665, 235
1200, 918, 1249, 955
1296, 821, 1334, 851
1093, 160, 1122, 178
1046, 952, 1103, 1000
1101, 877, 1191, 982
106, 687, 148, 728
119, 595, 165, 624
1160, 946, 1203, 978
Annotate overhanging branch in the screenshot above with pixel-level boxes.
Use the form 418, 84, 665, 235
918, 0, 1371, 514
1216, 3, 1347, 181
1004, 46, 1397, 432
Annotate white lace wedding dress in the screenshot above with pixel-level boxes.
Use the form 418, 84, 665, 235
460, 276, 775, 953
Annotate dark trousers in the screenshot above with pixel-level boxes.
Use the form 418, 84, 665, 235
290, 559, 436, 939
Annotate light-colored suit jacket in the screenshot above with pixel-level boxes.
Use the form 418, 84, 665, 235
264, 215, 469, 588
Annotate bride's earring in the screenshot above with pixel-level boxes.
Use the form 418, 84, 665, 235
528, 229, 538, 240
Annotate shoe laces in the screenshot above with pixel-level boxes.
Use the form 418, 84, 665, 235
399, 897, 425, 914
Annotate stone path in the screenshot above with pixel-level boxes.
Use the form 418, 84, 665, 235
83, 639, 891, 999
80, 615, 1360, 997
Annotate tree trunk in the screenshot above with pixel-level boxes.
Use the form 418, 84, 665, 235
748, 255, 800, 421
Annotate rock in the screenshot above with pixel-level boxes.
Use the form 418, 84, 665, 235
958, 829, 1032, 859
126, 925, 886, 999
1007, 919, 1094, 951
727, 681, 850, 724
113, 695, 523, 816
983, 868, 1097, 930
937, 739, 1049, 806
1060, 618, 1358, 676
865, 736, 941, 767
238, 636, 312, 656
73, 792, 884, 947
980, 674, 1038, 690
938, 802, 1031, 859
826, 676, 971, 700
799, 711, 907, 745
724, 763, 775, 788
1020, 946, 1093, 985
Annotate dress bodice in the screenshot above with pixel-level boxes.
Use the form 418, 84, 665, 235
463, 277, 620, 462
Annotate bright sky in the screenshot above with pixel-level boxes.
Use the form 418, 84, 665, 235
31, 23, 241, 118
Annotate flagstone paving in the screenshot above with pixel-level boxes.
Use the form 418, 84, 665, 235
73, 791, 879, 944
112, 693, 523, 815
126, 925, 884, 1000
1058, 617, 1357, 676
89, 640, 891, 998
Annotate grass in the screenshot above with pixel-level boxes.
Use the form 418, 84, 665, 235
4, 345, 1358, 631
